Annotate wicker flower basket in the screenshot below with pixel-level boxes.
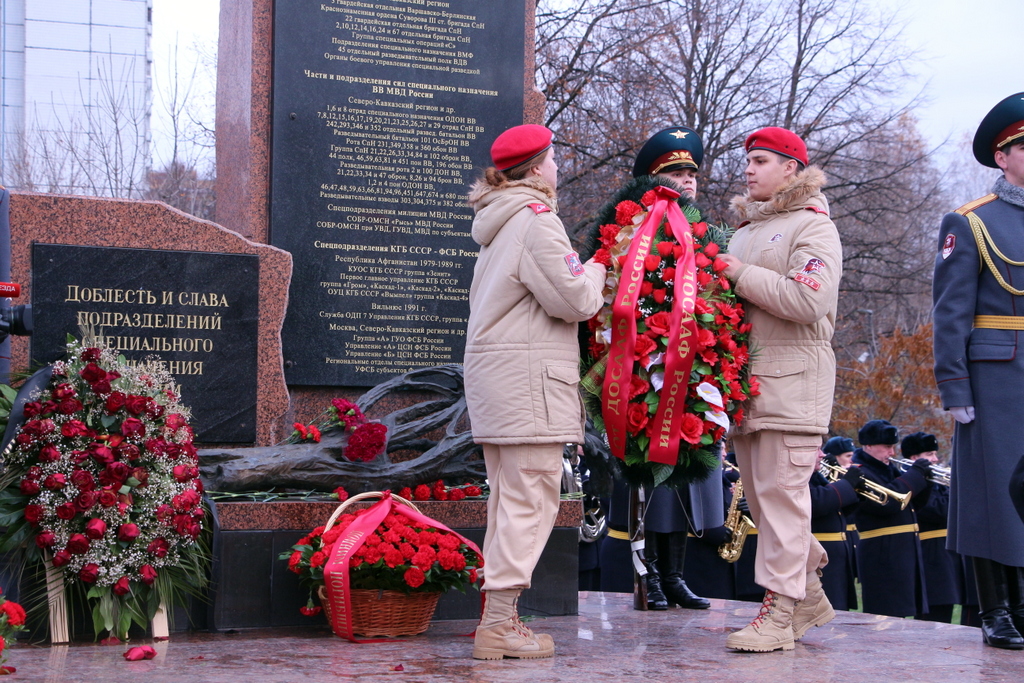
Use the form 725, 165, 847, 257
319, 491, 442, 638
318, 585, 441, 637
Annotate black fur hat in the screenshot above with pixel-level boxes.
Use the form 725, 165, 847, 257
858, 419, 899, 446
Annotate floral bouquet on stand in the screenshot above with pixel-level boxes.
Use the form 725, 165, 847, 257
280, 491, 482, 640
581, 176, 758, 488
0, 338, 208, 641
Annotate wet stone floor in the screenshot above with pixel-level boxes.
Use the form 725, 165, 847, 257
7, 592, 1024, 682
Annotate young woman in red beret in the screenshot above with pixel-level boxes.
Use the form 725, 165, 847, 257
464, 124, 607, 660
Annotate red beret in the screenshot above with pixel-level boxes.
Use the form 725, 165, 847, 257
745, 127, 808, 167
491, 125, 553, 171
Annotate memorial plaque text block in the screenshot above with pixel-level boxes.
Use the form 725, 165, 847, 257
271, 0, 526, 385
30, 245, 259, 443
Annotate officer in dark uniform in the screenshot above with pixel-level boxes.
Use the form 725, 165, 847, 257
822, 436, 859, 581
851, 419, 932, 618
933, 92, 1024, 649
809, 447, 860, 610
902, 432, 963, 623
683, 462, 735, 600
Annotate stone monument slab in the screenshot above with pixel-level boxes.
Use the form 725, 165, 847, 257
30, 244, 260, 443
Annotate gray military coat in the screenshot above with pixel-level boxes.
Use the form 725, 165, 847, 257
933, 177, 1024, 566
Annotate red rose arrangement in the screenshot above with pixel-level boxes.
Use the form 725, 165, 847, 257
582, 179, 758, 487
280, 501, 482, 616
280, 398, 388, 462
0, 340, 207, 640
0, 589, 26, 674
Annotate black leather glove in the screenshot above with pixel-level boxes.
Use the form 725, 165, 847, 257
842, 465, 864, 489
911, 458, 933, 479
698, 525, 732, 547
737, 497, 750, 514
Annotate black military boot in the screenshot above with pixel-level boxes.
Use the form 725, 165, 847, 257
659, 531, 710, 609
974, 557, 1024, 650
1005, 563, 1024, 636
643, 532, 669, 611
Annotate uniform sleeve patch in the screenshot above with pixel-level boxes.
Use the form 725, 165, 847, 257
528, 203, 551, 214
805, 206, 829, 215
942, 233, 956, 260
794, 273, 821, 290
801, 258, 825, 274
565, 252, 585, 277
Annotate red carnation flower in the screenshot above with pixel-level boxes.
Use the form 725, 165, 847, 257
403, 566, 426, 588
615, 200, 643, 226
333, 486, 348, 502
641, 190, 658, 207
449, 487, 466, 501
464, 485, 482, 497
593, 248, 612, 266
398, 487, 412, 500
0, 601, 26, 628
599, 223, 621, 248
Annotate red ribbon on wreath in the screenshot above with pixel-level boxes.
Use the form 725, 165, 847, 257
603, 185, 699, 464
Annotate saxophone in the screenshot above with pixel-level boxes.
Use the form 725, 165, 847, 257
718, 462, 756, 563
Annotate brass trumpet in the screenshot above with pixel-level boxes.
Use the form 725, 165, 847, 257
892, 458, 952, 487
818, 461, 913, 510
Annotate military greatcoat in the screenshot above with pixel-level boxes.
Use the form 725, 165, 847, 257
932, 185, 1024, 566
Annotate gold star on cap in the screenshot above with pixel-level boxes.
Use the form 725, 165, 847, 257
670, 130, 689, 139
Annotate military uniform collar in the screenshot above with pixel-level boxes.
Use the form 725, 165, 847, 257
993, 176, 1024, 209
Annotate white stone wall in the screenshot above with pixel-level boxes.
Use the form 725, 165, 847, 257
1, 0, 152, 196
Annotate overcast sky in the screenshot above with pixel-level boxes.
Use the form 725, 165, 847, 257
149, 0, 1023, 167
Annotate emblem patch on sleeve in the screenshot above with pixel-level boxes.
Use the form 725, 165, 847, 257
794, 273, 821, 290
769, 233, 783, 243
528, 203, 551, 214
942, 233, 956, 259
801, 258, 825, 274
565, 252, 585, 277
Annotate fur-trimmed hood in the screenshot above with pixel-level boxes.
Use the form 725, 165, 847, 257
467, 174, 556, 209
730, 166, 828, 222
468, 175, 558, 247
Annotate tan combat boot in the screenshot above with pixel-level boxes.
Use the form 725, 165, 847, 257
792, 569, 835, 640
725, 589, 797, 652
473, 589, 555, 660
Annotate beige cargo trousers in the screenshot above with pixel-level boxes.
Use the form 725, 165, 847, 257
480, 443, 564, 589
733, 430, 828, 600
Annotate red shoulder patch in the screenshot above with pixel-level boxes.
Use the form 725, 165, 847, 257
794, 273, 821, 290
805, 206, 829, 215
527, 203, 551, 214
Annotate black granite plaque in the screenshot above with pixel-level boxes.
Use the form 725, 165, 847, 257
270, 0, 527, 385
30, 244, 259, 443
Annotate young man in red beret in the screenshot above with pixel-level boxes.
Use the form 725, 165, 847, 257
717, 127, 843, 652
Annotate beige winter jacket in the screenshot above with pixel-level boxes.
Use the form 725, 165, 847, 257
463, 176, 606, 444
727, 167, 842, 435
